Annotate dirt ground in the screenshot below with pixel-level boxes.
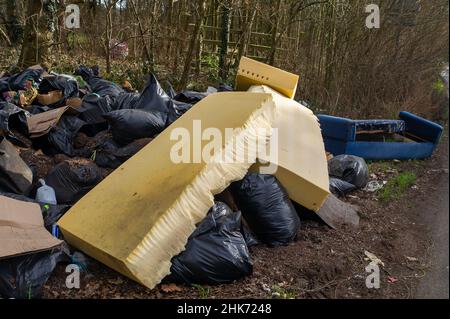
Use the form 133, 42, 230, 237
41, 130, 449, 299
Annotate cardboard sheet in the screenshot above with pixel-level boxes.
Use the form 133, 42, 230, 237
0, 195, 62, 259
27, 106, 69, 138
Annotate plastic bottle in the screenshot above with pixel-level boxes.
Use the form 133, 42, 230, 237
35, 179, 57, 205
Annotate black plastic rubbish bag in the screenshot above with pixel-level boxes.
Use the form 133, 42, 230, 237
165, 81, 177, 99
38, 74, 79, 108
27, 105, 51, 115
94, 137, 152, 169
45, 159, 102, 204
134, 74, 179, 125
328, 155, 369, 189
0, 102, 29, 144
167, 202, 253, 285
0, 77, 9, 93
75, 65, 124, 98
173, 91, 207, 104
230, 173, 300, 246
104, 109, 166, 145
111, 92, 140, 110
6, 67, 44, 92
329, 177, 357, 196
77, 94, 113, 125
173, 100, 193, 116
0, 245, 69, 299
217, 83, 233, 92
47, 115, 86, 156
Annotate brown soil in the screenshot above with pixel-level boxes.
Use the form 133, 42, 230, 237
41, 131, 449, 299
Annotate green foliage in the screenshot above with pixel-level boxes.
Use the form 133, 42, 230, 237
432, 78, 445, 94
270, 284, 297, 299
379, 171, 417, 203
201, 52, 220, 83
192, 284, 210, 299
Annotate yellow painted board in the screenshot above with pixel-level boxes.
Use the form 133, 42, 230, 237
58, 92, 276, 289
248, 85, 330, 211
236, 57, 299, 99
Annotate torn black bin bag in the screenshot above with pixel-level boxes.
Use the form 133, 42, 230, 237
328, 155, 369, 189
134, 74, 179, 125
27, 105, 51, 115
38, 74, 79, 108
6, 67, 44, 92
173, 91, 207, 104
166, 202, 253, 285
112, 92, 140, 110
165, 81, 177, 99
77, 94, 113, 124
0, 102, 29, 143
47, 115, 86, 156
0, 245, 70, 299
329, 177, 357, 197
75, 65, 124, 98
104, 109, 166, 145
45, 159, 102, 204
230, 173, 300, 246
0, 191, 70, 231
0, 77, 9, 93
94, 138, 152, 169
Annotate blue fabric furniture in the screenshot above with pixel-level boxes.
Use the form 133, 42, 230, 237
317, 112, 443, 160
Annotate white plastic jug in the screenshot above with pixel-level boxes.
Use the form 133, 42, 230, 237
35, 179, 57, 205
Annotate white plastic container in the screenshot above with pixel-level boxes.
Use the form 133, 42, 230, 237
35, 179, 57, 205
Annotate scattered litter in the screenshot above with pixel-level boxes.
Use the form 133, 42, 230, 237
406, 256, 418, 262
387, 276, 398, 284
364, 180, 387, 193
364, 250, 385, 267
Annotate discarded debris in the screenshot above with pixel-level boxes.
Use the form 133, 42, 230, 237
364, 250, 385, 267
364, 180, 387, 193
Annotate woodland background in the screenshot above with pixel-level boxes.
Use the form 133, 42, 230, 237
0, 0, 448, 119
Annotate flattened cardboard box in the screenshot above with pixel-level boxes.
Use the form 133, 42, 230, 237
0, 196, 62, 259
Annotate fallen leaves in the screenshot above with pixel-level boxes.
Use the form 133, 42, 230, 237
160, 283, 183, 293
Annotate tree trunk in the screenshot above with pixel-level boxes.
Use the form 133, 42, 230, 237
268, 0, 283, 65
219, 0, 231, 80
18, 0, 56, 68
179, 0, 207, 91
5, 0, 23, 45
